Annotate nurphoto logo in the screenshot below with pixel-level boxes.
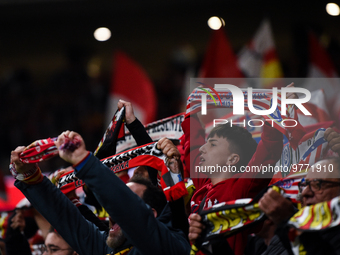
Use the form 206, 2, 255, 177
200, 84, 311, 128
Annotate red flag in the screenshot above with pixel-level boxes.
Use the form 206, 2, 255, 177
106, 51, 157, 125
199, 28, 244, 78
198, 28, 244, 125
237, 19, 283, 88
0, 176, 25, 212
297, 89, 331, 126
305, 31, 340, 127
308, 32, 338, 78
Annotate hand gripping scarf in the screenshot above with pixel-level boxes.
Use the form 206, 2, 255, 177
19, 137, 59, 163
186, 86, 305, 149
12, 136, 82, 195
18, 136, 81, 164
272, 128, 329, 203
16, 112, 187, 201
191, 186, 283, 255
94, 107, 126, 159
116, 112, 185, 153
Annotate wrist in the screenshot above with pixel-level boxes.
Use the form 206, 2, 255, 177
73, 151, 91, 172
72, 151, 90, 166
10, 162, 37, 180
10, 163, 44, 184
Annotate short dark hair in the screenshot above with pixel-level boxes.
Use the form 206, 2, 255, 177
128, 175, 167, 216
208, 124, 258, 167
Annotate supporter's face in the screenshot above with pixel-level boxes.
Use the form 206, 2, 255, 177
199, 135, 233, 167
106, 183, 147, 249
168, 158, 179, 174
301, 159, 340, 206
107, 217, 126, 249
43, 232, 76, 255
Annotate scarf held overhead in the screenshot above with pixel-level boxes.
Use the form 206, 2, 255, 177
116, 113, 185, 153
191, 186, 283, 255
94, 107, 126, 159
101, 142, 188, 201
186, 87, 306, 149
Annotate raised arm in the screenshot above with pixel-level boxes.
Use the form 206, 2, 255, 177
56, 131, 190, 255
118, 99, 153, 145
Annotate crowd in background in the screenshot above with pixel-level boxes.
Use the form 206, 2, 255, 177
2, 16, 340, 254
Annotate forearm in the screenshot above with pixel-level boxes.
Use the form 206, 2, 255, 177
77, 204, 109, 232
126, 118, 152, 146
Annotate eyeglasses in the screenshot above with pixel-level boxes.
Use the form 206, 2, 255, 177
38, 244, 73, 254
298, 178, 340, 193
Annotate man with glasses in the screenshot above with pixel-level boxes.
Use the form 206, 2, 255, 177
259, 126, 340, 224
298, 157, 340, 207
252, 128, 340, 254
40, 229, 78, 255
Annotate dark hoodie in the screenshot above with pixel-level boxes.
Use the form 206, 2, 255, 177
15, 154, 190, 255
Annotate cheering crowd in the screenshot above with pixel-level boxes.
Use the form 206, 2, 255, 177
5, 86, 340, 255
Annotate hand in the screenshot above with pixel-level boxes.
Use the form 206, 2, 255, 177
10, 146, 36, 174
10, 209, 25, 232
157, 138, 180, 159
55, 131, 88, 165
118, 99, 136, 125
286, 82, 298, 99
54, 167, 73, 184
324, 127, 340, 154
258, 188, 295, 225
188, 213, 205, 243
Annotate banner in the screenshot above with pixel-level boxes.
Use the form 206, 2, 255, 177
106, 51, 157, 126
186, 86, 305, 149
237, 19, 283, 88
289, 195, 340, 231
101, 142, 188, 201
116, 113, 185, 153
94, 107, 126, 159
199, 28, 244, 79
192, 186, 282, 254
271, 128, 331, 203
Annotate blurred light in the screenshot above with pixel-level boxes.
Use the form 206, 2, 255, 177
326, 3, 340, 16
94, 27, 111, 41
207, 16, 224, 30
220, 18, 225, 27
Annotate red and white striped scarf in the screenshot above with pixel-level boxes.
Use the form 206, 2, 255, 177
116, 112, 185, 153
186, 87, 305, 149
101, 142, 188, 201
